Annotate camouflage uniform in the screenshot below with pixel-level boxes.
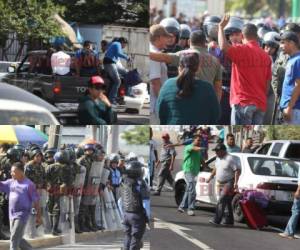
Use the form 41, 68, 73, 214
25, 160, 46, 189
271, 51, 289, 123
163, 44, 183, 78
77, 155, 98, 232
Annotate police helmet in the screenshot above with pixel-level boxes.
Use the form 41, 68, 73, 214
125, 160, 143, 178
42, 142, 48, 152
84, 144, 95, 152
75, 147, 84, 159
54, 150, 70, 164
180, 24, 192, 40
203, 16, 221, 41
29, 148, 43, 160
44, 148, 57, 159
125, 152, 138, 162
263, 31, 280, 48
109, 153, 119, 163
7, 148, 21, 162
28, 144, 40, 152
65, 148, 76, 162
257, 25, 273, 40
224, 16, 244, 35
13, 144, 25, 156
160, 17, 180, 37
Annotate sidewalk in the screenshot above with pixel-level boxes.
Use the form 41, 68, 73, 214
0, 230, 122, 250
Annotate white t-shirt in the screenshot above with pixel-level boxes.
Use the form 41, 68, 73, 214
51, 51, 71, 75
215, 154, 241, 183
149, 44, 168, 114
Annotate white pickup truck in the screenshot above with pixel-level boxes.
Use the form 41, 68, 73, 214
255, 140, 300, 162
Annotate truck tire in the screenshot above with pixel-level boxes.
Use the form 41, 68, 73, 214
232, 193, 244, 222
175, 181, 186, 206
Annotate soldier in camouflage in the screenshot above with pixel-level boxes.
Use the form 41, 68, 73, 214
45, 150, 73, 235
77, 144, 96, 232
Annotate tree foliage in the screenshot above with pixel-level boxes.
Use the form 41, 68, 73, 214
53, 0, 149, 27
266, 126, 300, 140
225, 0, 292, 18
121, 126, 149, 145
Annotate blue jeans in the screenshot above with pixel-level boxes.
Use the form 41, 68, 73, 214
284, 198, 300, 236
231, 104, 265, 125
104, 63, 122, 104
179, 172, 196, 210
283, 109, 300, 125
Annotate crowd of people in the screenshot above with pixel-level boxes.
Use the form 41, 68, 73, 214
0, 141, 150, 250
149, 11, 300, 125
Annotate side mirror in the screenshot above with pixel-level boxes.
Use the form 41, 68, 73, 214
7, 66, 16, 73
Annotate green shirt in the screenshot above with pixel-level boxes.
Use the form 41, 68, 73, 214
182, 144, 202, 176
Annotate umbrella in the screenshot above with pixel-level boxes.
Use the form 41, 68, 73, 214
0, 125, 48, 147
79, 138, 98, 146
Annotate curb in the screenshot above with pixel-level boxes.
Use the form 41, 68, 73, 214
0, 230, 123, 250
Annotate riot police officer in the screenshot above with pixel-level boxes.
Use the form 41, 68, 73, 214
77, 143, 97, 232
178, 24, 191, 49
46, 150, 73, 235
108, 153, 121, 202
160, 17, 183, 77
43, 148, 57, 168
203, 15, 221, 58
121, 161, 149, 250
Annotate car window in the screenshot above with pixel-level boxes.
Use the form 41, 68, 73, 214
270, 143, 283, 156
248, 157, 298, 178
285, 143, 300, 161
256, 143, 272, 155
204, 156, 216, 172
0, 110, 56, 124
18, 54, 52, 75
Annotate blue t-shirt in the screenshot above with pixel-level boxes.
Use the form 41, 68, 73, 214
104, 42, 128, 63
280, 52, 300, 110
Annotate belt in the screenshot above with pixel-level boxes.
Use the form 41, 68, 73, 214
216, 179, 234, 185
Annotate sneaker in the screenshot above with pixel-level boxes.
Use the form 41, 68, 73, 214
279, 233, 295, 239
187, 210, 195, 216
209, 219, 220, 226
177, 207, 185, 213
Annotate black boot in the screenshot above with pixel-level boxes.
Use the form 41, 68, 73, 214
90, 205, 99, 231
74, 215, 82, 234
52, 215, 62, 236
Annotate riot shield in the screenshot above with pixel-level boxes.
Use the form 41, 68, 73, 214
82, 161, 104, 206
73, 165, 86, 216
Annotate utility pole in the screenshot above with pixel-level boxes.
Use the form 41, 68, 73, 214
107, 126, 119, 155
48, 125, 61, 149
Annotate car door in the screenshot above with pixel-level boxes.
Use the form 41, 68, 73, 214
196, 156, 218, 205
2, 55, 30, 90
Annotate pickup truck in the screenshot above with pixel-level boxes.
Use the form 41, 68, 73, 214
2, 50, 112, 104
255, 140, 300, 162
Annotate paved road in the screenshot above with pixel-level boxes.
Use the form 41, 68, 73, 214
151, 190, 299, 250
151, 130, 299, 250
38, 230, 150, 250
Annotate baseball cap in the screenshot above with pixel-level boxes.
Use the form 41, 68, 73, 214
161, 132, 170, 139
88, 76, 105, 89
212, 144, 227, 152
280, 31, 299, 45
150, 24, 173, 38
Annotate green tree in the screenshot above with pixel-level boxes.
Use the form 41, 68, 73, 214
0, 0, 64, 60
53, 0, 148, 27
121, 125, 149, 145
266, 126, 300, 140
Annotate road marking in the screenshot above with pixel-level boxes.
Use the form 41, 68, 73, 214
154, 218, 214, 250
